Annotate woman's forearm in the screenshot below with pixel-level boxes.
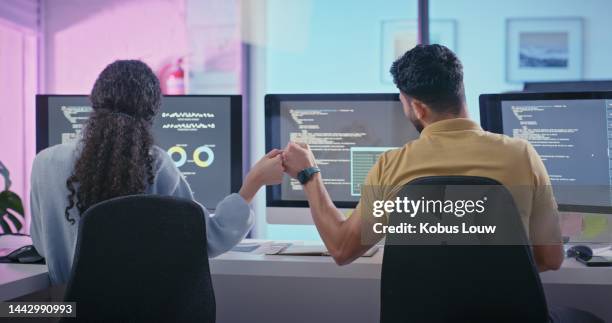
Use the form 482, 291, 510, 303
238, 173, 262, 203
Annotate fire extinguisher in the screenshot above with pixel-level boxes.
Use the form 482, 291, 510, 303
166, 58, 185, 95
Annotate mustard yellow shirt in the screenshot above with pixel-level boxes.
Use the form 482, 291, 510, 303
360, 118, 561, 243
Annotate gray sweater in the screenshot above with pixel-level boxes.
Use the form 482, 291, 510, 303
30, 142, 253, 284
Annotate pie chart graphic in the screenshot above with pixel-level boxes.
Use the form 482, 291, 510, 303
168, 146, 187, 168
193, 146, 215, 168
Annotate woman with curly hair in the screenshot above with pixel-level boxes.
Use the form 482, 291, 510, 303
29, 60, 283, 284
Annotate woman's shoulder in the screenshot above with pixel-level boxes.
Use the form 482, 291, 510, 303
148, 145, 190, 196
150, 145, 181, 177
151, 145, 167, 157
151, 145, 172, 167
34, 142, 79, 166
31, 142, 79, 183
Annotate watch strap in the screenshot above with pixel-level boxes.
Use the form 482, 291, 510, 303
297, 167, 321, 185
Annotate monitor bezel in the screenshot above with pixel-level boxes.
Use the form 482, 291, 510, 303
35, 94, 243, 199
523, 80, 612, 92
265, 93, 402, 209
479, 91, 612, 214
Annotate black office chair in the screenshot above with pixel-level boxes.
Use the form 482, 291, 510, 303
61, 195, 215, 322
380, 176, 601, 323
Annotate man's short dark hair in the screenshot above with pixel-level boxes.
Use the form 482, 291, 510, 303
390, 44, 465, 114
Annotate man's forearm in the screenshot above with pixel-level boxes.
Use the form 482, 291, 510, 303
533, 244, 564, 272
302, 173, 347, 254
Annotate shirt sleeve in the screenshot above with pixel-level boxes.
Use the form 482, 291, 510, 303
525, 142, 562, 245
29, 157, 45, 257
154, 150, 254, 257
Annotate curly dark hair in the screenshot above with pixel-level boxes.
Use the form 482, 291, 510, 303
390, 44, 465, 114
65, 60, 161, 224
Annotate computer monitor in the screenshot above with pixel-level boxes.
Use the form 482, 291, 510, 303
523, 80, 612, 92
35, 94, 242, 210
265, 94, 420, 224
480, 91, 612, 213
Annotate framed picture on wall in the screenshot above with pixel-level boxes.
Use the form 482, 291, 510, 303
380, 19, 457, 84
506, 17, 583, 83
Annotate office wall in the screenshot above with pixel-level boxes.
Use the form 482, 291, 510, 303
430, 0, 612, 120
0, 26, 26, 196
42, 0, 188, 93
265, 0, 417, 94
0, 0, 38, 31
0, 17, 37, 233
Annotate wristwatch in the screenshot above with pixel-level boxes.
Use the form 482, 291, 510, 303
297, 166, 321, 185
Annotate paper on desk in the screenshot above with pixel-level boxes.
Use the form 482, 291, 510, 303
593, 246, 612, 258
280, 245, 327, 255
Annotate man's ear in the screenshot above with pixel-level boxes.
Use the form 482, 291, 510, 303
411, 98, 428, 120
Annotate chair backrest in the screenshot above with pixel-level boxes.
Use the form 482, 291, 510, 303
380, 176, 548, 323
62, 195, 215, 322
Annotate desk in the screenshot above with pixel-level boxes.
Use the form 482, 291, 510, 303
210, 242, 612, 323
0, 235, 50, 301
211, 241, 383, 323
2, 238, 612, 322
0, 263, 49, 301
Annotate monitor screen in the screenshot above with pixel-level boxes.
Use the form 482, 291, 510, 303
266, 94, 420, 208
480, 91, 612, 212
36, 95, 242, 210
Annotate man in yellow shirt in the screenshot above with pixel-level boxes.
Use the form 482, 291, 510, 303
282, 44, 564, 272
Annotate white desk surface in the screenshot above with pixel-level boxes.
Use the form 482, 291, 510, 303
1, 237, 612, 301
212, 240, 612, 285
212, 241, 383, 280
0, 235, 50, 301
